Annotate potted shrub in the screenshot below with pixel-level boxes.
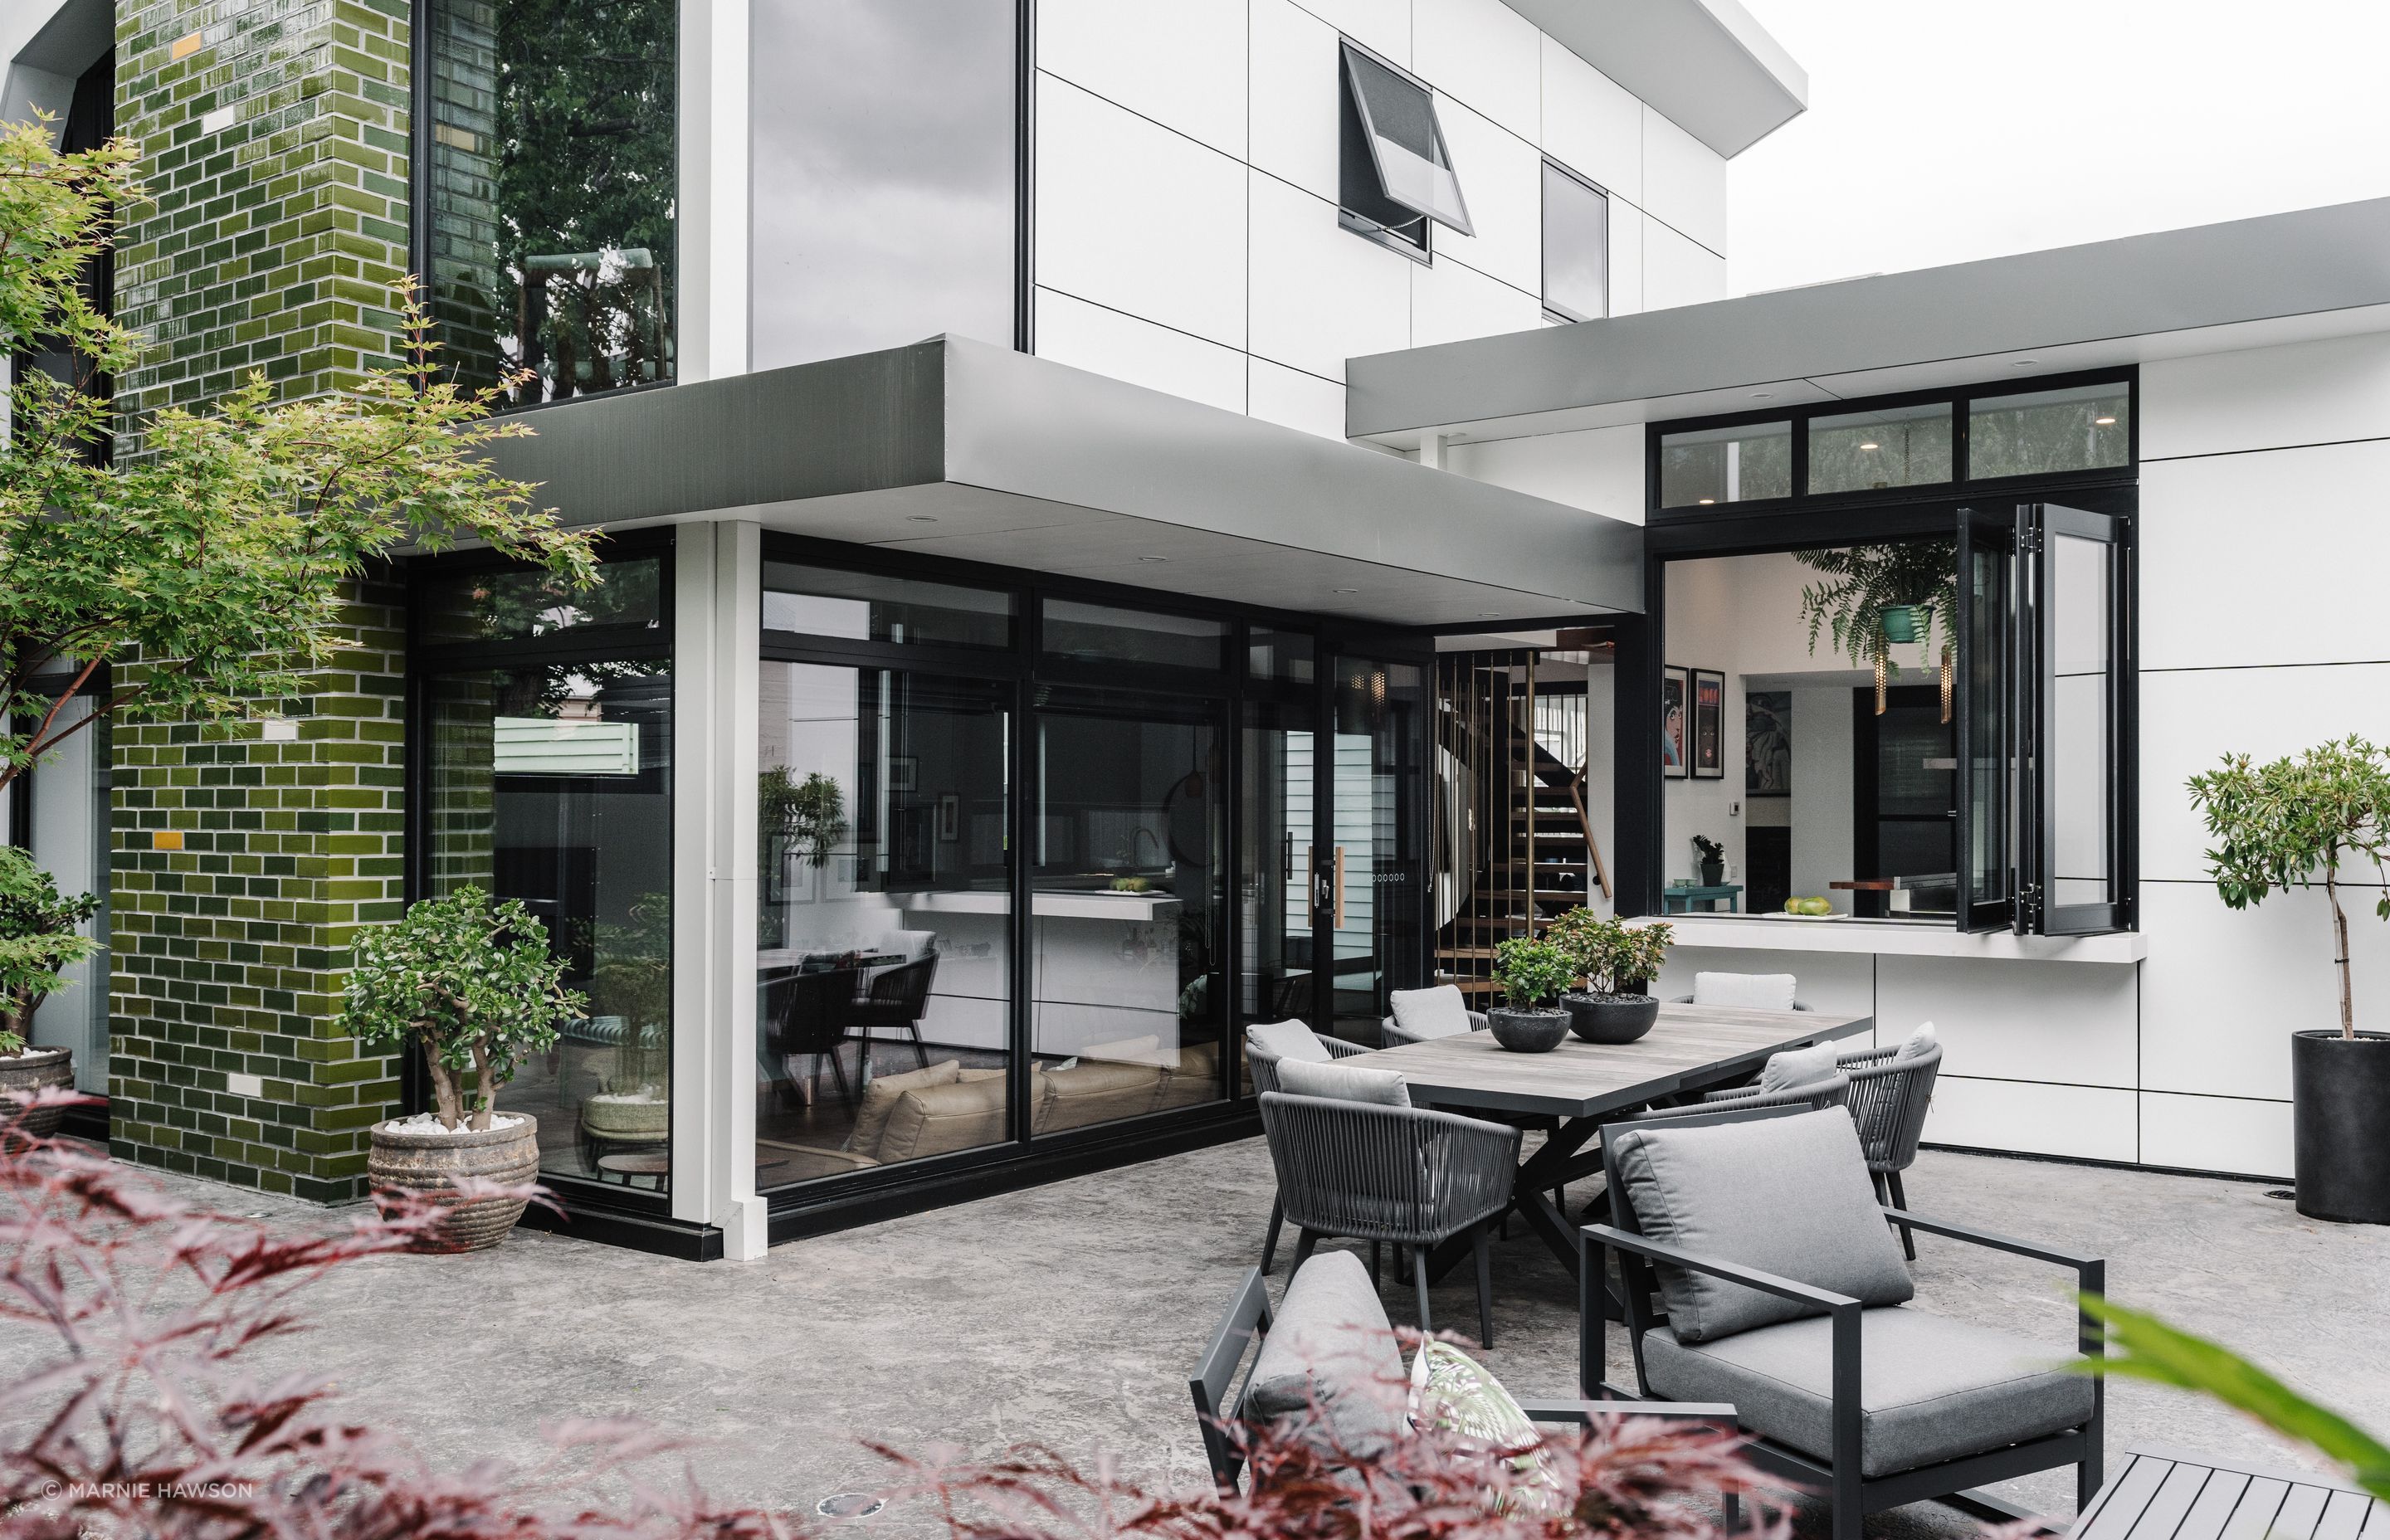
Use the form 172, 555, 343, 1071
1546, 909, 1674, 1044
1690, 835, 1726, 888
342, 885, 586, 1250
2188, 736, 2390, 1223
0, 848, 100, 1136
1486, 936, 1573, 1053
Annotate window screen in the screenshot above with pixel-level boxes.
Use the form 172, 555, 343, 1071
1339, 45, 1473, 240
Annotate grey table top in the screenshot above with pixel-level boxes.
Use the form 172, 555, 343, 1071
2074, 1448, 2387, 1540
1358, 1003, 1874, 1118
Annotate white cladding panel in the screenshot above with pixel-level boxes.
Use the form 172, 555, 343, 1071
1034, 288, 1248, 414
2139, 1092, 2292, 1179
1637, 103, 1727, 256
1249, 0, 1341, 202
1412, 0, 1541, 139
1539, 33, 1641, 205
2140, 329, 2390, 460
1642, 217, 1727, 309
1248, 355, 1349, 439
1035, 0, 1248, 158
1248, 169, 1413, 380
1607, 199, 1646, 316
1412, 245, 1544, 349
1431, 97, 1544, 295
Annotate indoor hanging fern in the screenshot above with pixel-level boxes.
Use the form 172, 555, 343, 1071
1795, 541, 1960, 715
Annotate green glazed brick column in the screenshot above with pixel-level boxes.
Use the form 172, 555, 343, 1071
106, 0, 417, 1200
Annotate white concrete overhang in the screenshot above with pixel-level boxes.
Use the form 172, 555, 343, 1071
1505, 0, 1807, 158
482, 335, 1644, 626
1347, 197, 2390, 448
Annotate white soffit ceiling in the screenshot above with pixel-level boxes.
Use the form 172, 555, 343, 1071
1503, 0, 1807, 158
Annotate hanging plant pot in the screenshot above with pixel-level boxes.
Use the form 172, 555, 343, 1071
1878, 604, 1923, 644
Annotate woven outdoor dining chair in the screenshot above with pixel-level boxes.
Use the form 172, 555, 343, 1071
1244, 1026, 1371, 1274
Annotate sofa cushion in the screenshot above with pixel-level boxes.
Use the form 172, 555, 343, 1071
1609, 1108, 1913, 1343
1388, 985, 1475, 1042
1246, 1250, 1407, 1456
1247, 1019, 1330, 1064
1038, 1058, 1164, 1133
1638, 1306, 2095, 1477
876, 1070, 1008, 1162
849, 1059, 962, 1155
1276, 1055, 1410, 1108
1154, 1041, 1222, 1110
1759, 1040, 1841, 1093
1409, 1340, 1559, 1513
1895, 1021, 1939, 1060
1694, 972, 1799, 1011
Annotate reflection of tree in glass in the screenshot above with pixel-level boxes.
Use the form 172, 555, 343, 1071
493, 0, 677, 402
580, 890, 671, 1093
760, 768, 847, 869
430, 558, 660, 643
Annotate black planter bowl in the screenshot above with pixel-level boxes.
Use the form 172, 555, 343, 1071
2293, 1029, 2390, 1224
1486, 1007, 1570, 1053
1563, 992, 1661, 1045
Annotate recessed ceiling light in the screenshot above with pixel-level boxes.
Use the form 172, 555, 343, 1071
1749, 391, 1773, 401
1698, 498, 1716, 505
1477, 611, 1499, 617
1333, 587, 1359, 595
905, 514, 938, 523
1859, 441, 1880, 451
2093, 416, 2117, 426
1137, 554, 1168, 563
2012, 358, 2038, 368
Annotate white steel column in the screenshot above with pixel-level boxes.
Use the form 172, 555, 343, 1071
676, 0, 751, 384
671, 521, 767, 1255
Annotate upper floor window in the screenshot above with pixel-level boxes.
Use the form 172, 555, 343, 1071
749, 0, 1019, 370
1540, 161, 1608, 322
1338, 42, 1471, 259
424, 0, 678, 407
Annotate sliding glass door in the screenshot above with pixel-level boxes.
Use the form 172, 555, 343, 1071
1326, 655, 1427, 1042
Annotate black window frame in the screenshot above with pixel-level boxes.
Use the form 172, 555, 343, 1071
1337, 39, 1466, 263
1539, 158, 1609, 324
1628, 379, 2139, 938
1646, 368, 2139, 522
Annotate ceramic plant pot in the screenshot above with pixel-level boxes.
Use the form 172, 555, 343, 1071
0, 1046, 74, 1138
368, 1112, 543, 1251
1563, 992, 1661, 1045
1485, 1007, 1569, 1053
2292, 1030, 2390, 1224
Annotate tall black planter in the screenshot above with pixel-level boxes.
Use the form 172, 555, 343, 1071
2292, 1030, 2390, 1224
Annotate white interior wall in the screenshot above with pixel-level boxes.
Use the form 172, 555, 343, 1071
1030, 0, 1729, 435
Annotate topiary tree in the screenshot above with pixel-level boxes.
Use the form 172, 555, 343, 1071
2188, 736, 2390, 1040
0, 847, 100, 1054
340, 886, 587, 1130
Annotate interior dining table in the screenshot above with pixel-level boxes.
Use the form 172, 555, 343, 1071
1361, 1001, 1874, 1284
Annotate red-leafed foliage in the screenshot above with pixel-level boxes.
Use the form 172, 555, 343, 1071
3, 1091, 1793, 1540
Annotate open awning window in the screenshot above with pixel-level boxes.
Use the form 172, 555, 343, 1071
1340, 44, 1474, 238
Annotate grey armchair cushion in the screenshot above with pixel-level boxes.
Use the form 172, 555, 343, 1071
1759, 1040, 1841, 1093
1388, 985, 1475, 1042
1894, 1021, 1939, 1060
1693, 972, 1798, 1011
1638, 1306, 2095, 1477
1276, 1055, 1411, 1108
1246, 1250, 1409, 1455
1247, 1019, 1332, 1064
1609, 1109, 1913, 1343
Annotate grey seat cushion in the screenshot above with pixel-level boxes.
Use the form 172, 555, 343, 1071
1247, 1019, 1331, 1064
1639, 1306, 2095, 1477
1245, 1250, 1408, 1455
1275, 1055, 1411, 1107
1609, 1109, 1913, 1343
1760, 1040, 1841, 1092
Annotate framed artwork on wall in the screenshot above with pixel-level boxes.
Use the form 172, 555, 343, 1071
1692, 669, 1725, 778
1662, 666, 1690, 778
1746, 690, 1791, 795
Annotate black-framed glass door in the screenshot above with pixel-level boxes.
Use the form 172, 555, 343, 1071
2022, 502, 2132, 935
1325, 654, 1427, 1042
1955, 504, 2016, 932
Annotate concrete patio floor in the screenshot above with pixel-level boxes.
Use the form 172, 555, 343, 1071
41, 1138, 2390, 1536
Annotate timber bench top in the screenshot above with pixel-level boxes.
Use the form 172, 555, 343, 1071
2073, 1448, 2387, 1540
1360, 1003, 1872, 1118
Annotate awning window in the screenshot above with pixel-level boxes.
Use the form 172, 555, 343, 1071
1340, 44, 1474, 238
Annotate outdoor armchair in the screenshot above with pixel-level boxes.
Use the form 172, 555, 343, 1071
1192, 1254, 1737, 1495
1579, 1103, 2103, 1540
1245, 1025, 1371, 1273
1258, 1090, 1519, 1344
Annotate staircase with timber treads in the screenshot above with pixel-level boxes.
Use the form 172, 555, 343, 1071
1433, 651, 1610, 1001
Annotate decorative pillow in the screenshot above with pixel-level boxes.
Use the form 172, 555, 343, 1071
1409, 1341, 1560, 1513
1389, 985, 1475, 1041
1246, 1250, 1409, 1456
1078, 1034, 1163, 1065
1895, 1021, 1939, 1060
876, 1072, 1008, 1162
1693, 972, 1799, 1011
1247, 1019, 1331, 1064
847, 1059, 962, 1155
1759, 1040, 1841, 1092
1608, 1108, 1914, 1343
1275, 1055, 1411, 1108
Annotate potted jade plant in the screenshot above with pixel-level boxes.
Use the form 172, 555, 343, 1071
1546, 908, 1674, 1044
1691, 835, 1726, 888
1486, 935, 1573, 1053
342, 885, 586, 1250
0, 848, 100, 1136
2189, 737, 2390, 1224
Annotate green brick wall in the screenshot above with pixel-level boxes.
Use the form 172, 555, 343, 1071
106, 0, 416, 1200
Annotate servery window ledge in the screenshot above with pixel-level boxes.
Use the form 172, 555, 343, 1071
1657, 915, 2147, 964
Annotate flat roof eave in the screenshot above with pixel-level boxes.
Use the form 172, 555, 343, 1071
480, 337, 1644, 626
1505, 0, 1807, 158
1346, 197, 2390, 445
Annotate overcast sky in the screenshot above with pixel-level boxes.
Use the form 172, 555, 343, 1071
1726, 0, 2390, 297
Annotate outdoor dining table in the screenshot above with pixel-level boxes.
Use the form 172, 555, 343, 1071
1362, 1001, 1873, 1283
